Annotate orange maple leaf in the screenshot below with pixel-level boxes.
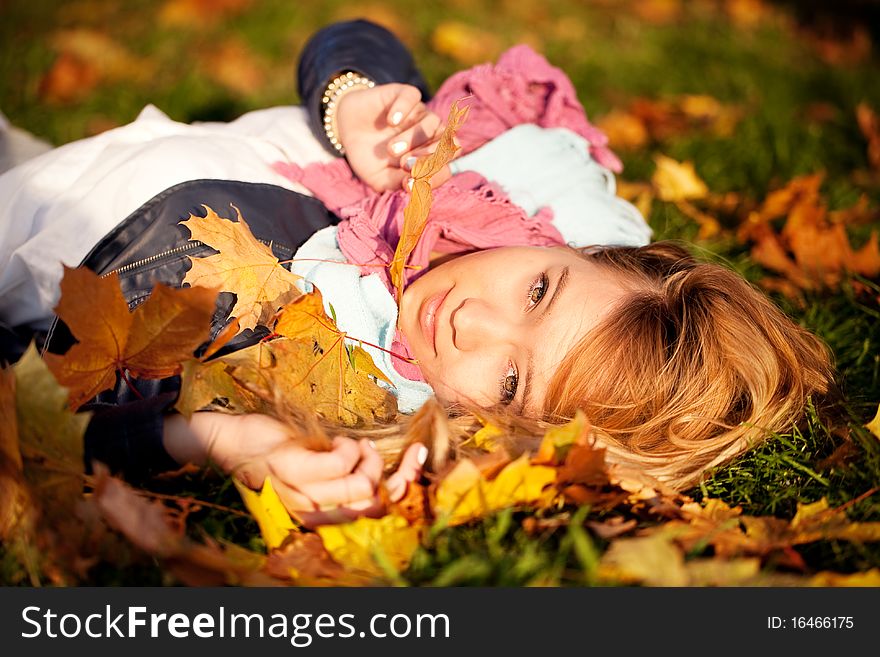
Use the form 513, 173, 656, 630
45, 267, 218, 410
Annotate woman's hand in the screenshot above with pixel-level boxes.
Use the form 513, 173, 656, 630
163, 412, 427, 527
335, 83, 453, 192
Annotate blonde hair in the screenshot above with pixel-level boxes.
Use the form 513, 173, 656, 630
542, 241, 836, 489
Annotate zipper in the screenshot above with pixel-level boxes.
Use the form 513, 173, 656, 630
101, 238, 293, 278
101, 241, 205, 277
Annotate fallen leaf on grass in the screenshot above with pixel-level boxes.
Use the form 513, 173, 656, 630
93, 465, 271, 585
533, 410, 590, 466
810, 569, 880, 586
265, 532, 349, 584
433, 454, 557, 526
866, 403, 880, 441
632, 0, 683, 24
652, 154, 709, 202
0, 366, 34, 543
40, 30, 154, 104
599, 533, 688, 586
234, 477, 298, 551
182, 206, 301, 332
159, 0, 252, 27
317, 514, 422, 579
14, 345, 89, 491
45, 268, 217, 409
595, 110, 649, 150
200, 38, 267, 96
740, 174, 880, 295
724, 0, 774, 28
857, 102, 880, 170
430, 22, 501, 65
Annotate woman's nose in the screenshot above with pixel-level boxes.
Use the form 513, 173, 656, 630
450, 297, 511, 352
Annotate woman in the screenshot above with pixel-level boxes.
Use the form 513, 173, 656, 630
0, 21, 834, 526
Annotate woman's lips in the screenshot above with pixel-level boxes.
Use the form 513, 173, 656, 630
419, 288, 450, 356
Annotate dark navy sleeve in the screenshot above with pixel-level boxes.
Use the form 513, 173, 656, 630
297, 19, 431, 154
82, 385, 181, 484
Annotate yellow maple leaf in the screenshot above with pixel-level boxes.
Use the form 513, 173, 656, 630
534, 410, 589, 465
268, 290, 397, 425
389, 101, 469, 300
471, 419, 504, 451
652, 154, 709, 202
317, 514, 422, 579
181, 206, 301, 332
865, 403, 880, 441
234, 476, 298, 551
433, 454, 557, 526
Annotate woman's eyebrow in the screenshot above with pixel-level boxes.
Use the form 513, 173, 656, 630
521, 266, 570, 414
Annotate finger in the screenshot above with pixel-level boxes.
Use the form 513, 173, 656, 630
356, 439, 384, 487
387, 113, 442, 158
267, 435, 360, 486
384, 84, 424, 127
231, 459, 270, 490
294, 470, 378, 508
400, 164, 452, 192
294, 500, 386, 529
385, 443, 428, 502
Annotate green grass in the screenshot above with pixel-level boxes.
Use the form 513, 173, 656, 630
1, 0, 878, 585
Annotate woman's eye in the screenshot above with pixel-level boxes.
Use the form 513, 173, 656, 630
527, 273, 548, 307
500, 362, 518, 404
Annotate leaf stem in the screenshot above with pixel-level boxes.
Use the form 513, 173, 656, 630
118, 368, 144, 399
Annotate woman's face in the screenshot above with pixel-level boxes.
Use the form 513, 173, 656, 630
398, 246, 629, 417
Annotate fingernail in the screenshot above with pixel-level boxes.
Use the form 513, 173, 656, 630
390, 140, 407, 155
416, 444, 428, 466
406, 178, 414, 191
452, 136, 461, 148
390, 111, 403, 126
369, 440, 377, 450
404, 156, 417, 171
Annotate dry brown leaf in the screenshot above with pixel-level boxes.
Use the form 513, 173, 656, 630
200, 38, 266, 95
857, 102, 880, 170
175, 358, 263, 418
40, 29, 153, 104
159, 0, 252, 27
724, 0, 773, 28
739, 174, 880, 294
595, 110, 649, 150
265, 532, 351, 584
39, 52, 101, 104
389, 101, 469, 300
599, 533, 688, 586
92, 465, 272, 585
632, 0, 683, 24
181, 206, 300, 332
14, 345, 89, 484
0, 366, 34, 543
45, 268, 217, 409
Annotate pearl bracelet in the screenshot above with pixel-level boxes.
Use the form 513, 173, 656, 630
321, 71, 375, 156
